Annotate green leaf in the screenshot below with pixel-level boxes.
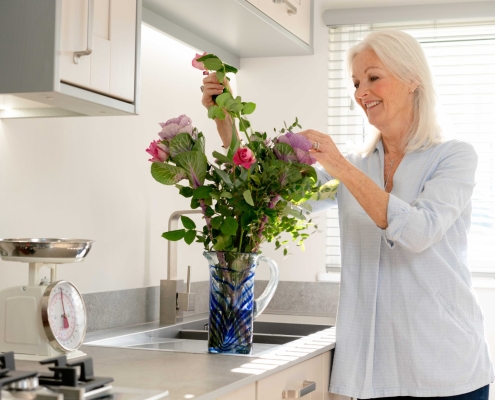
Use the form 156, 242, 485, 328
224, 63, 238, 74
193, 186, 212, 199
162, 229, 186, 241
205, 206, 215, 217
243, 190, 254, 206
213, 234, 232, 251
221, 216, 238, 236
220, 191, 232, 199
216, 70, 225, 86
184, 230, 196, 245
212, 165, 233, 188
151, 163, 187, 185
215, 92, 233, 108
181, 215, 196, 230
211, 216, 223, 229
274, 142, 296, 159
190, 198, 200, 209
174, 151, 208, 188
208, 105, 218, 119
212, 151, 233, 165
192, 132, 205, 153
228, 102, 244, 113
214, 107, 226, 120
203, 57, 223, 71
179, 186, 194, 197
169, 132, 194, 157
242, 102, 256, 115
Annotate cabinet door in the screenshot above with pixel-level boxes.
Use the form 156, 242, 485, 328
217, 382, 256, 400
252, 0, 311, 44
60, 0, 135, 102
257, 352, 328, 399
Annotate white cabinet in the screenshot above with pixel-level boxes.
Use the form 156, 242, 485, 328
257, 351, 330, 399
0, 0, 141, 119
217, 382, 256, 400
60, 0, 137, 102
246, 0, 312, 44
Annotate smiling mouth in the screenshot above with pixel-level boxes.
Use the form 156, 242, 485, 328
366, 100, 382, 109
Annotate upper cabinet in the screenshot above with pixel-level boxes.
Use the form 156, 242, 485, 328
141, 0, 313, 67
0, 0, 141, 119
247, 0, 311, 45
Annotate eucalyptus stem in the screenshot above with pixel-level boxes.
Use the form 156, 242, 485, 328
252, 194, 280, 253
198, 199, 214, 244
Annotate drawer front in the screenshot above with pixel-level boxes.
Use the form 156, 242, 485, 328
217, 382, 256, 400
257, 352, 328, 399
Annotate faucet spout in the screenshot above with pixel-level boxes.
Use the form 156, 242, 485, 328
160, 209, 202, 325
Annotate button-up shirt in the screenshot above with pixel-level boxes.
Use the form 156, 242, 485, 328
312, 139, 494, 398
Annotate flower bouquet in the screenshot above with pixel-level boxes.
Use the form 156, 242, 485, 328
146, 53, 339, 255
146, 53, 337, 354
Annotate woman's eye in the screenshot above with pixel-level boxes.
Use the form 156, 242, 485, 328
369, 76, 379, 82
353, 82, 359, 89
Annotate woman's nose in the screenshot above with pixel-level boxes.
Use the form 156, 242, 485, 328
355, 85, 369, 99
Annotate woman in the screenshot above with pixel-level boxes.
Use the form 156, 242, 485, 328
201, 30, 494, 399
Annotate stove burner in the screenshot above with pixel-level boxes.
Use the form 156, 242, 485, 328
0, 353, 39, 400
0, 353, 113, 400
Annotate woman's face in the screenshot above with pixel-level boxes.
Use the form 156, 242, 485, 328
351, 49, 415, 134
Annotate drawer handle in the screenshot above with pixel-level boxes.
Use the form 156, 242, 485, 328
74, 0, 94, 64
272, 0, 298, 15
282, 380, 316, 398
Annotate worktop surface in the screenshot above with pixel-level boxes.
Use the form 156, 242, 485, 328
15, 314, 336, 400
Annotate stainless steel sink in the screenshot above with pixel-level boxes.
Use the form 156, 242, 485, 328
83, 317, 333, 357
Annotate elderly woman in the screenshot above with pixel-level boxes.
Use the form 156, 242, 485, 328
201, 30, 494, 399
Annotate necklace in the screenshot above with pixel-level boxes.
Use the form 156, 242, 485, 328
384, 153, 403, 190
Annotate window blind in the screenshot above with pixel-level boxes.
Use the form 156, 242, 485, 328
326, 19, 495, 273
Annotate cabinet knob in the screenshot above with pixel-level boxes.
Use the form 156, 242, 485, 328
282, 380, 316, 398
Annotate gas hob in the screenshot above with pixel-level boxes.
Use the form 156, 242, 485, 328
0, 352, 169, 400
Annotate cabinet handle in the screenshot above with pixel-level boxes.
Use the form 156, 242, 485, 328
74, 0, 94, 64
282, 380, 316, 398
272, 0, 298, 15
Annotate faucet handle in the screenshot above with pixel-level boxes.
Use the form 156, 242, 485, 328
177, 266, 195, 312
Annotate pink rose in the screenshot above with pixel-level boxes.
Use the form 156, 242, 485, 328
158, 115, 195, 140
146, 140, 169, 162
233, 147, 256, 169
192, 52, 207, 70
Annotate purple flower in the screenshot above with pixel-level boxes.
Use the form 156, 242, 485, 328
159, 115, 195, 140
274, 132, 316, 165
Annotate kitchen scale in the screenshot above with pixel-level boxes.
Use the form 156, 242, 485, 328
0, 238, 93, 361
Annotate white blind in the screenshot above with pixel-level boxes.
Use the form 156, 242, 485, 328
326, 20, 495, 273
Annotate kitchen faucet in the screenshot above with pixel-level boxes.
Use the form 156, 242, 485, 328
160, 209, 202, 325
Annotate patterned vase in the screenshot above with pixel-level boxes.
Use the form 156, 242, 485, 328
204, 251, 279, 355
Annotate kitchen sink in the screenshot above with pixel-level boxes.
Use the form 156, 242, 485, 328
83, 317, 333, 357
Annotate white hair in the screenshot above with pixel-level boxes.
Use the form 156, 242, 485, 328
346, 30, 444, 155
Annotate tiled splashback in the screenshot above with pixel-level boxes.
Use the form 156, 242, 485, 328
83, 281, 340, 333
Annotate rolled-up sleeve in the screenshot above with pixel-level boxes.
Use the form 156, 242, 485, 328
381, 140, 477, 252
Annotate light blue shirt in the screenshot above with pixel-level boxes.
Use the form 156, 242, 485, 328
312, 139, 494, 398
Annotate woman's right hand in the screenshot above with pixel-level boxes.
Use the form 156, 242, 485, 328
201, 73, 226, 109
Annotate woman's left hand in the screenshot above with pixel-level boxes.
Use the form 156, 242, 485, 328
299, 129, 349, 180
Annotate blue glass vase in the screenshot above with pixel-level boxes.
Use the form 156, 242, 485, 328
204, 251, 279, 355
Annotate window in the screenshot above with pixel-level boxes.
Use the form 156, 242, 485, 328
327, 20, 495, 274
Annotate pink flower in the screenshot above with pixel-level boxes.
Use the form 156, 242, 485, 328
233, 147, 256, 169
274, 131, 317, 165
146, 140, 169, 162
158, 115, 195, 140
192, 52, 207, 70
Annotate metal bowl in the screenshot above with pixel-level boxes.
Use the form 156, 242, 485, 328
0, 238, 94, 263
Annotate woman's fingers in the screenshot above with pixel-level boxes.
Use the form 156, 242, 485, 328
202, 72, 229, 109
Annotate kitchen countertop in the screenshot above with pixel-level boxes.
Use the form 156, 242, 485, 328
15, 314, 336, 400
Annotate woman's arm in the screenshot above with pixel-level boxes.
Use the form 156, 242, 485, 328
201, 73, 237, 148
300, 129, 390, 228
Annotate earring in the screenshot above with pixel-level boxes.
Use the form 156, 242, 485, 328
410, 88, 416, 93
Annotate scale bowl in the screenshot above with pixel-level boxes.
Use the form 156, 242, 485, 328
0, 238, 94, 263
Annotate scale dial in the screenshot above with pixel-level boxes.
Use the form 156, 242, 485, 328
41, 280, 87, 352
